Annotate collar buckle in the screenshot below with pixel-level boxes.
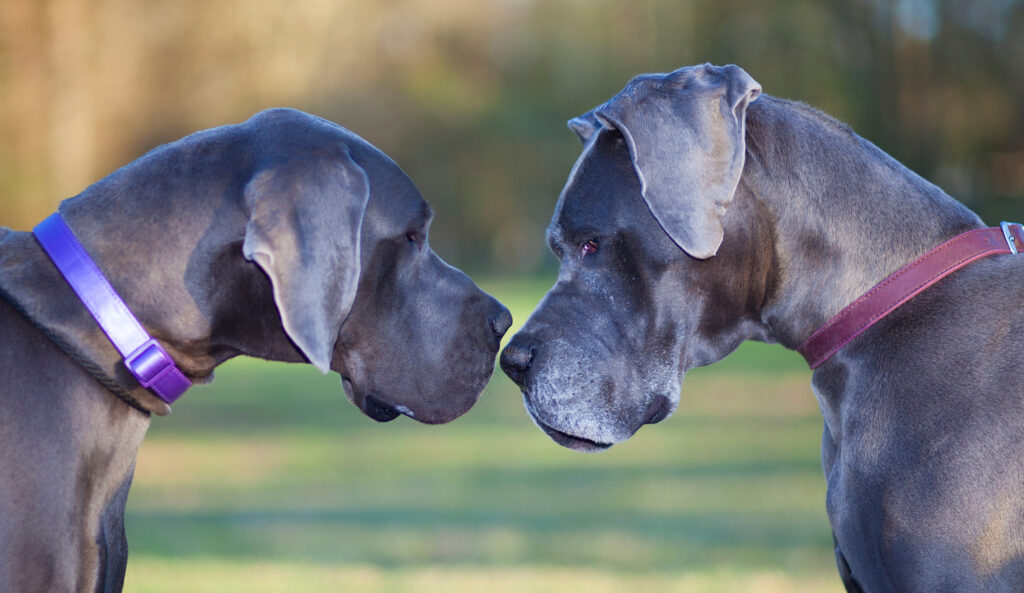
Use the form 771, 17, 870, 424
1000, 221, 1022, 254
125, 338, 177, 390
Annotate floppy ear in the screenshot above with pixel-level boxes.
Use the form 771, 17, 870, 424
594, 63, 761, 259
242, 148, 369, 373
567, 110, 600, 144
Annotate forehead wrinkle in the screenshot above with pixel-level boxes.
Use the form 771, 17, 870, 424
551, 127, 616, 252
552, 130, 600, 228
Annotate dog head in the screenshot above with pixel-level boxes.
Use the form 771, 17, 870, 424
243, 109, 511, 424
501, 64, 771, 450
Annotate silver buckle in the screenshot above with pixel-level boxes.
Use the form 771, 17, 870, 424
1001, 221, 1022, 254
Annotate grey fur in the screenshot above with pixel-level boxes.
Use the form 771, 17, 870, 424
502, 64, 1024, 591
0, 108, 510, 592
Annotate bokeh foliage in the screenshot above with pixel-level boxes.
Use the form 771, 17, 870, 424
2, 0, 1022, 274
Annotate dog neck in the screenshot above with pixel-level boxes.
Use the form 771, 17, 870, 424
0, 228, 174, 415
0, 169, 307, 415
740, 96, 984, 352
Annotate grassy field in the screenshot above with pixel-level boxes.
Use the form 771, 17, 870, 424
123, 278, 844, 593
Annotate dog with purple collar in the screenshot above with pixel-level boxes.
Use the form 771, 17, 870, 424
501, 64, 1024, 592
0, 108, 511, 592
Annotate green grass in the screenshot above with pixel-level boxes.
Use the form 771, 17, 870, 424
124, 277, 842, 593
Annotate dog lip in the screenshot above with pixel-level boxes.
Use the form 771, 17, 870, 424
363, 393, 401, 422
340, 377, 357, 404
342, 378, 410, 423
641, 394, 672, 426
533, 417, 612, 453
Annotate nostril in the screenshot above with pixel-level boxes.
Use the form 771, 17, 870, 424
489, 307, 513, 339
499, 339, 536, 386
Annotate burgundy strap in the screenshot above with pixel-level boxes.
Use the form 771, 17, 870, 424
798, 223, 1024, 369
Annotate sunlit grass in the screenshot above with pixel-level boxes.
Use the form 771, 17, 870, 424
124, 278, 841, 592
129, 559, 842, 593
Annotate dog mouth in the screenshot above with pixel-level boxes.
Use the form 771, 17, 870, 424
341, 378, 414, 423
524, 394, 674, 453
523, 402, 612, 453
362, 393, 402, 422
534, 418, 612, 453
641, 394, 672, 426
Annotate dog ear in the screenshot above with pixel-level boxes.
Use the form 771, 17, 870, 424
242, 148, 369, 373
594, 64, 761, 259
567, 110, 600, 144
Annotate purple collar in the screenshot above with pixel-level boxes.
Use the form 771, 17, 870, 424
33, 213, 191, 404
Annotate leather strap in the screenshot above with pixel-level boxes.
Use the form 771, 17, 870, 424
33, 213, 191, 404
798, 223, 1024, 369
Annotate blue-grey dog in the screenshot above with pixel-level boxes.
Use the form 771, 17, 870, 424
502, 64, 1024, 592
0, 108, 510, 592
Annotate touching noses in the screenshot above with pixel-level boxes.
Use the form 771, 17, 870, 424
499, 335, 536, 387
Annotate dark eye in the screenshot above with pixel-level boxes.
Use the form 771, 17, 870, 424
406, 231, 418, 244
580, 239, 599, 257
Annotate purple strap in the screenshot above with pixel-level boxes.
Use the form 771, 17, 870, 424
33, 213, 191, 404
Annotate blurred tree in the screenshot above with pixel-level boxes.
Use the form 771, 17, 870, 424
1, 0, 1021, 274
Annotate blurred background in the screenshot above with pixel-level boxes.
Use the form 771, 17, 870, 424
1, 1, 1022, 592
2, 0, 1022, 272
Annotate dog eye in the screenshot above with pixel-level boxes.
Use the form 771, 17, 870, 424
405, 231, 421, 246
580, 239, 599, 257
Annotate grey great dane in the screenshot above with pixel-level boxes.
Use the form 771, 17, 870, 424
0, 107, 511, 593
501, 64, 1024, 591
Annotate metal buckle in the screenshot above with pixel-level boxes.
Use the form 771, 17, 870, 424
124, 338, 174, 388
1001, 221, 1022, 255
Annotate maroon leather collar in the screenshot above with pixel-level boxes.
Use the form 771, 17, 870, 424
798, 222, 1024, 369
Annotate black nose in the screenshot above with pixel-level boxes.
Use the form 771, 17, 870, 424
500, 336, 536, 387
489, 306, 513, 340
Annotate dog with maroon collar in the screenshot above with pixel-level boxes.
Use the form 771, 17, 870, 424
0, 108, 511, 593
501, 64, 1024, 592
